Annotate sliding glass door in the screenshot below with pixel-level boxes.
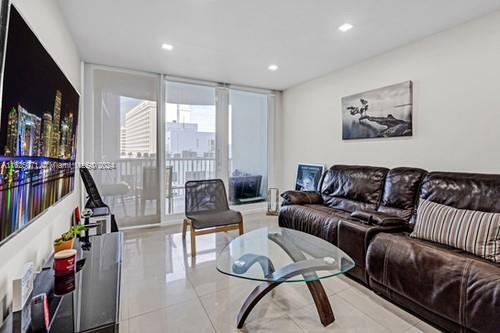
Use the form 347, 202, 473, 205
86, 67, 161, 227
164, 81, 216, 214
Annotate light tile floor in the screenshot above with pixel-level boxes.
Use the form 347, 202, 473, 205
119, 214, 442, 333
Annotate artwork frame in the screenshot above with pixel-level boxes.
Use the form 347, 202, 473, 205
342, 81, 413, 140
295, 163, 324, 191
0, 4, 80, 246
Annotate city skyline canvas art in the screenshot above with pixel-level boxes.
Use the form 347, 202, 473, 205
0, 5, 80, 245
342, 81, 413, 140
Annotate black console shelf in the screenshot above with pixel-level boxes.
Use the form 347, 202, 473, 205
0, 232, 123, 333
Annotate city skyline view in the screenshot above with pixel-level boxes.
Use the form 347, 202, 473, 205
119, 96, 216, 158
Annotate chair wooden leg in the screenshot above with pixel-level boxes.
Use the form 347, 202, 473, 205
239, 220, 244, 235
182, 219, 188, 239
190, 222, 196, 257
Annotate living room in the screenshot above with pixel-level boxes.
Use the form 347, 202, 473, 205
0, 0, 499, 332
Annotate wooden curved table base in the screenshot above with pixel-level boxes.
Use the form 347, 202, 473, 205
236, 259, 335, 328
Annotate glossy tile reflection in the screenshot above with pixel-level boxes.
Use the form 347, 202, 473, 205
121, 213, 439, 333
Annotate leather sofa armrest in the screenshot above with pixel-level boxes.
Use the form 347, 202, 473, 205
280, 190, 323, 206
338, 219, 407, 283
351, 210, 406, 226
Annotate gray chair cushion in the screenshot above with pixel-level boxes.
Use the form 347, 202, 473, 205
187, 210, 242, 229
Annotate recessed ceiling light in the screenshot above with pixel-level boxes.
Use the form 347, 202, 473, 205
338, 23, 353, 32
268, 64, 279, 71
161, 43, 173, 51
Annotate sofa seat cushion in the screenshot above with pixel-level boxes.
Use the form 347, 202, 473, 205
278, 204, 351, 244
366, 233, 500, 332
303, 204, 351, 218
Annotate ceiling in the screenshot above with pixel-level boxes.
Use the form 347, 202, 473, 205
58, 0, 500, 90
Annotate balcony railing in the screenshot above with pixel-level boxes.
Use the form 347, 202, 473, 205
94, 157, 218, 220
104, 156, 216, 189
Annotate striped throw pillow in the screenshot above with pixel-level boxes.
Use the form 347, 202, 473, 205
411, 199, 500, 263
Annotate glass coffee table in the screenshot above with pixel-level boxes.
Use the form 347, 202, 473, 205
216, 227, 355, 328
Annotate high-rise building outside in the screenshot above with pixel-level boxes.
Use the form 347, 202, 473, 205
123, 101, 156, 157
167, 122, 215, 158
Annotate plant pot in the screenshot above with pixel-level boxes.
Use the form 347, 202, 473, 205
54, 238, 74, 253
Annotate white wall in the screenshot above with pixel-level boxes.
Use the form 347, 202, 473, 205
281, 10, 500, 189
0, 0, 81, 320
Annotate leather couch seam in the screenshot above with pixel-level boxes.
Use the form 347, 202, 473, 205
376, 171, 389, 209
459, 259, 472, 331
382, 239, 393, 295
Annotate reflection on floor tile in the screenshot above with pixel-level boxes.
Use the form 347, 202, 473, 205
321, 275, 355, 296
404, 321, 443, 333
337, 288, 419, 332
127, 276, 198, 318
121, 213, 439, 332
289, 295, 390, 333
128, 299, 215, 333
199, 282, 295, 333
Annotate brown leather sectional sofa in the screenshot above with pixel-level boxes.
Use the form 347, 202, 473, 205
279, 165, 500, 333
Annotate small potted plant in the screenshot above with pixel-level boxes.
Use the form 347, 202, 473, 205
53, 224, 86, 253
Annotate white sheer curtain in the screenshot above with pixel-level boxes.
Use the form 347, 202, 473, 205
84, 65, 161, 227
228, 89, 269, 202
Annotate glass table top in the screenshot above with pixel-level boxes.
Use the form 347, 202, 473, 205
216, 227, 355, 283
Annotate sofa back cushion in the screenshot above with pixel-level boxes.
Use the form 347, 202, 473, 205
411, 199, 500, 263
411, 172, 500, 227
378, 167, 427, 221
320, 165, 388, 212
